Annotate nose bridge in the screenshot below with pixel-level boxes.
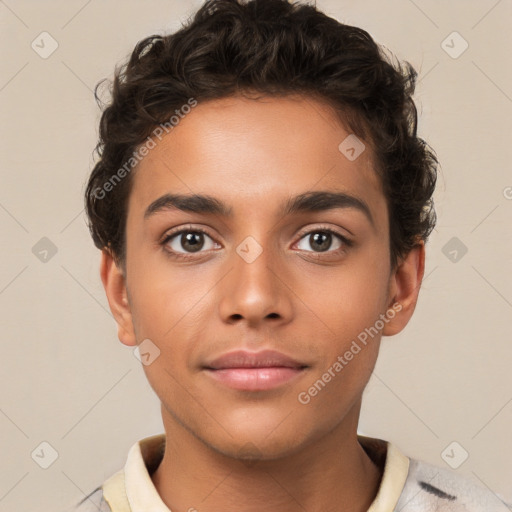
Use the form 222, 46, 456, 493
218, 231, 292, 324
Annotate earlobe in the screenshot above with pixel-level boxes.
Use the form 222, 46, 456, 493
99, 249, 137, 346
382, 242, 425, 336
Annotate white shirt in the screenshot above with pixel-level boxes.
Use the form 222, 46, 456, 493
70, 433, 510, 511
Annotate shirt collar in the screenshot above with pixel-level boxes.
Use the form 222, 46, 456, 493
122, 433, 409, 512
124, 433, 170, 512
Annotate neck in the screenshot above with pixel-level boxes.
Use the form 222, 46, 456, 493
151, 403, 383, 512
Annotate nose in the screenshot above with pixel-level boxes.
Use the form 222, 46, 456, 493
217, 237, 294, 328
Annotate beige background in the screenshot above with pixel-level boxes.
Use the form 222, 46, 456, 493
1, 1, 511, 510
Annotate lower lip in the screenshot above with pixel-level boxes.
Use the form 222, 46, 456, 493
204, 367, 306, 391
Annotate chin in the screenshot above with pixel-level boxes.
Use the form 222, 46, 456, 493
202, 427, 310, 463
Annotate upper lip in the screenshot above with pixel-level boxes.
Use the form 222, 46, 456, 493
203, 350, 308, 370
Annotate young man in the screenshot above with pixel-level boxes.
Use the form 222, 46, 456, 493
70, 0, 507, 510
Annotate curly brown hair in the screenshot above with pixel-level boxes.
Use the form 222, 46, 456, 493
84, 0, 438, 272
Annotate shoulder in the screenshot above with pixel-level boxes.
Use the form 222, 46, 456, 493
64, 487, 112, 512
396, 457, 511, 511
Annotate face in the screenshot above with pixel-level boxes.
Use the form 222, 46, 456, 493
102, 94, 422, 460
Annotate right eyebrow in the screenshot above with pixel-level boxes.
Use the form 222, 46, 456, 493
144, 193, 232, 220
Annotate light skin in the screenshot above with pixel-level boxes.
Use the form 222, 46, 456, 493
100, 94, 425, 512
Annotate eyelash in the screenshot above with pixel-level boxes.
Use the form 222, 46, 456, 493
160, 225, 353, 261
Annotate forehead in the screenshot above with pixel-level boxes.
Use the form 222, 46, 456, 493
127, 94, 385, 224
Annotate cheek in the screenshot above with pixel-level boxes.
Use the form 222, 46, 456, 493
126, 262, 215, 393
311, 253, 390, 341
127, 254, 210, 338
296, 271, 386, 417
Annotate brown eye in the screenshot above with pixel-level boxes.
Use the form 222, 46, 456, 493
309, 232, 332, 252
179, 232, 205, 252
163, 228, 217, 255
296, 230, 346, 253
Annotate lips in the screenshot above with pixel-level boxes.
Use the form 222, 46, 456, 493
203, 349, 308, 370
203, 350, 309, 391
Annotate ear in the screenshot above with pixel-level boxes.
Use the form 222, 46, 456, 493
382, 241, 425, 336
100, 249, 137, 346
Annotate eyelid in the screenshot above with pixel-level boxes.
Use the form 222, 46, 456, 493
294, 224, 352, 244
160, 224, 212, 242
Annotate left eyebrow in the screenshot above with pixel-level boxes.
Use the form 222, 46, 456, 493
143, 190, 374, 226
280, 191, 374, 226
